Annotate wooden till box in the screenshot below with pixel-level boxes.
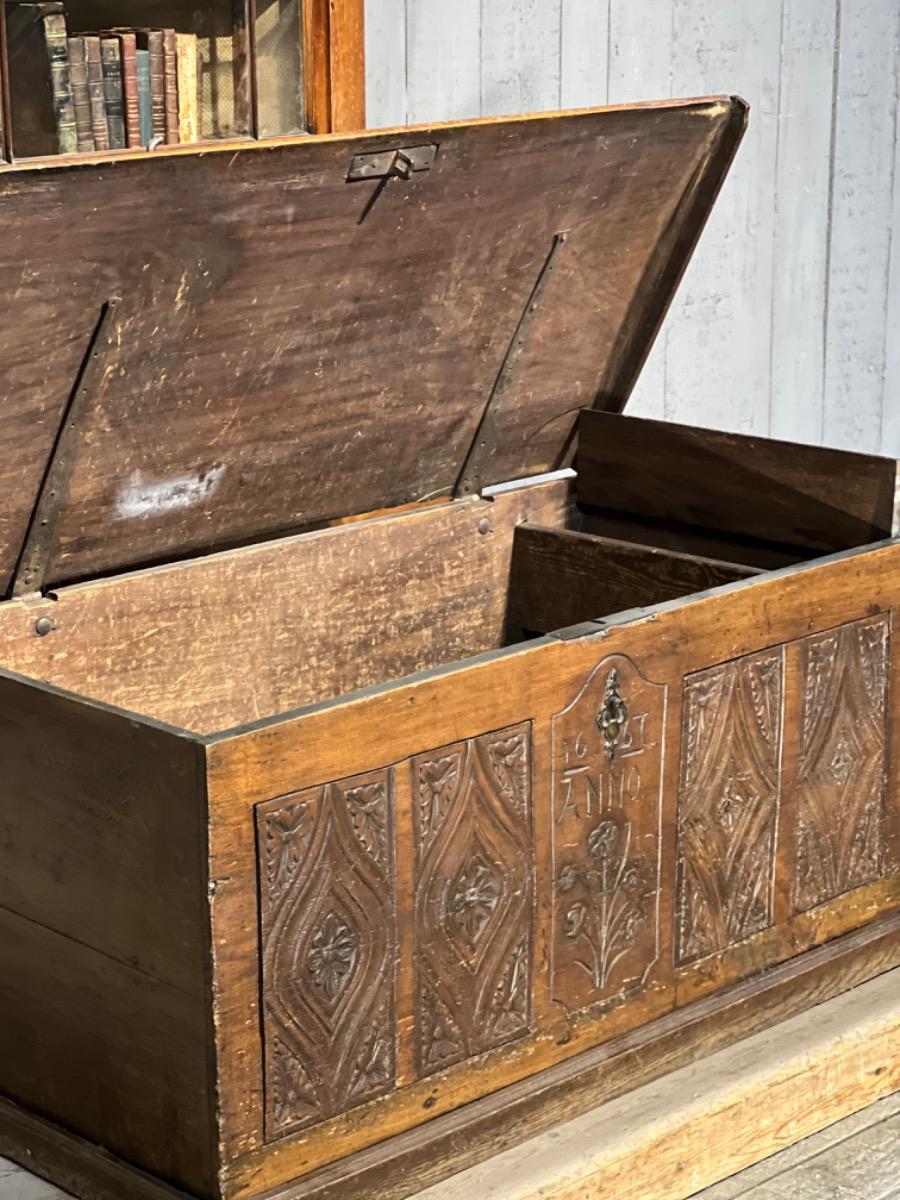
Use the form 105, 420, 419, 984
0, 97, 899, 1200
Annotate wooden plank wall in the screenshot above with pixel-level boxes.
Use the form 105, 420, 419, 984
365, 0, 900, 455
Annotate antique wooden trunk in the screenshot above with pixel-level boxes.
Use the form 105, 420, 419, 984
1, 96, 899, 1200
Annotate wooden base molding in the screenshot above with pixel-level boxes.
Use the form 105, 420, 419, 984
417, 965, 900, 1200
1, 911, 898, 1200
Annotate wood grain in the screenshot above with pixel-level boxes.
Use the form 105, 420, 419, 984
414, 966, 900, 1200
506, 524, 757, 636
577, 410, 900, 555
0, 907, 215, 1197
3, 913, 899, 1200
203, 538, 900, 1196
0, 479, 568, 733
0, 99, 742, 591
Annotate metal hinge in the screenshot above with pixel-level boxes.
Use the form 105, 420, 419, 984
347, 144, 437, 182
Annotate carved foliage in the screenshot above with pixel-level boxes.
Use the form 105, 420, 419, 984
257, 770, 395, 1141
676, 650, 784, 965
551, 656, 666, 1013
413, 724, 533, 1077
792, 614, 890, 913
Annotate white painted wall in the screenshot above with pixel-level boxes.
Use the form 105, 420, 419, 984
366, 0, 900, 455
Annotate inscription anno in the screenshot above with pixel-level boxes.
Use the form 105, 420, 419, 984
551, 656, 666, 1012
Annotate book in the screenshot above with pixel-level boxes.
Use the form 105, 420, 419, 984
6, 2, 77, 156
115, 31, 141, 148
100, 36, 125, 149
162, 27, 179, 145
83, 35, 108, 152
175, 33, 199, 145
42, 6, 76, 153
135, 47, 151, 148
66, 34, 93, 152
135, 30, 165, 143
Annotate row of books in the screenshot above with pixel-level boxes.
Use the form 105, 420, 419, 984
7, 2, 201, 156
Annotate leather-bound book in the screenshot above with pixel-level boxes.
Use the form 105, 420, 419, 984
135, 47, 152, 148
100, 37, 125, 150
135, 31, 165, 143
42, 7, 76, 153
175, 33, 199, 145
5, 2, 77, 156
83, 35, 109, 152
162, 27, 180, 144
114, 32, 141, 148
66, 35, 94, 152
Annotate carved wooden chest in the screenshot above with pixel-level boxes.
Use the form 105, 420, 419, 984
0, 96, 898, 1200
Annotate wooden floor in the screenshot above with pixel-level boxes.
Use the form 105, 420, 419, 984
4, 1096, 900, 1199
1, 971, 898, 1200
694, 1092, 900, 1199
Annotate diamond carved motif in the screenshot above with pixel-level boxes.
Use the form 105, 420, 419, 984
412, 723, 534, 1077
257, 769, 396, 1141
675, 649, 785, 965
792, 614, 890, 913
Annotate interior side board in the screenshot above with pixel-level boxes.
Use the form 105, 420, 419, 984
204, 537, 900, 1197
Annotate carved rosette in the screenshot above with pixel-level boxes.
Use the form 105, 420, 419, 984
675, 649, 785, 964
412, 723, 534, 1077
551, 656, 666, 1013
257, 770, 396, 1141
792, 614, 890, 913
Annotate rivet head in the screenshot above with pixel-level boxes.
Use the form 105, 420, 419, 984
478, 517, 492, 535
34, 617, 53, 637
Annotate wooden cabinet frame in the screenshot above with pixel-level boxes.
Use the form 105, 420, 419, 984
0, 0, 365, 164
301, 0, 365, 134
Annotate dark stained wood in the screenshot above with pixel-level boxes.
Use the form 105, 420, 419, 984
0, 673, 214, 1192
575, 508, 807, 571
0, 99, 743, 592
0, 906, 215, 1197
506, 523, 758, 637
2, 913, 899, 1200
577, 410, 900, 556
0, 673, 208, 993
0, 479, 569, 733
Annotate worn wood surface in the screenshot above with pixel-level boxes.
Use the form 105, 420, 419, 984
0, 674, 213, 1192
0, 480, 568, 733
506, 523, 757, 637
414, 966, 900, 1200
697, 1091, 900, 1199
202, 538, 900, 1197
577, 410, 900, 555
366, 1, 900, 457
2, 914, 899, 1200
0, 98, 741, 593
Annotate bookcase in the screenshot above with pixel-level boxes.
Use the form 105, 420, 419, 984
0, 0, 365, 163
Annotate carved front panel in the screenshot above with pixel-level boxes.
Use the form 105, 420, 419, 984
412, 724, 533, 1077
792, 614, 890, 913
257, 770, 396, 1140
675, 650, 784, 965
551, 656, 666, 1013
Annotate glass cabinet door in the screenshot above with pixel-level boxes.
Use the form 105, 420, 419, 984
0, 0, 309, 159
